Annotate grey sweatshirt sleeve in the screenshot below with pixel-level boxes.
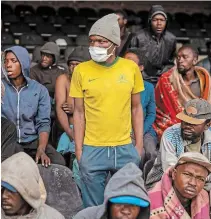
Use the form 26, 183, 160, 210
35, 85, 51, 134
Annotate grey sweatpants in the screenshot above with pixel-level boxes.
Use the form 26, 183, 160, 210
78, 143, 140, 208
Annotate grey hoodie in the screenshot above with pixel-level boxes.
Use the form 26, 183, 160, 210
74, 162, 150, 219
30, 42, 66, 98
1, 152, 65, 219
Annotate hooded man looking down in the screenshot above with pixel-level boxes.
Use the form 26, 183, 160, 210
1, 152, 65, 219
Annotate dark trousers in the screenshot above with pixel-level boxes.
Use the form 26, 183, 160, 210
21, 139, 66, 166
1, 117, 23, 162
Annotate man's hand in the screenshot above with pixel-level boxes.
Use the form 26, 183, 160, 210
36, 147, 51, 167
135, 145, 143, 157
62, 102, 73, 114
67, 128, 74, 142
75, 149, 82, 163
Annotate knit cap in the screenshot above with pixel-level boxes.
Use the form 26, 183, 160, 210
89, 13, 120, 46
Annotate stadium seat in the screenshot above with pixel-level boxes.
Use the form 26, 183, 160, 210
61, 24, 81, 38
186, 29, 203, 38
78, 8, 98, 21
192, 13, 208, 29
1, 3, 13, 15
124, 9, 136, 17
24, 14, 43, 27
190, 38, 207, 54
10, 23, 31, 36
58, 7, 78, 19
36, 6, 56, 18
38, 164, 83, 219
1, 32, 15, 47
72, 16, 87, 28
19, 33, 44, 50
75, 34, 89, 46
49, 35, 74, 49
36, 23, 57, 37
49, 16, 66, 27
3, 14, 20, 26
98, 8, 114, 18
137, 11, 149, 28
14, 5, 35, 17
175, 12, 192, 28
65, 46, 76, 62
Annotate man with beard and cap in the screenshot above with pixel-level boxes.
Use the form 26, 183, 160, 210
30, 42, 67, 99
153, 45, 211, 140
74, 162, 150, 219
1, 46, 65, 167
70, 14, 144, 207
146, 99, 211, 191
131, 5, 176, 86
149, 152, 211, 219
114, 10, 133, 57
197, 41, 211, 75
55, 46, 90, 153
1, 152, 65, 219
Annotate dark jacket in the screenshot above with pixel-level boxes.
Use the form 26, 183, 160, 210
116, 29, 134, 57
197, 57, 211, 75
30, 42, 67, 98
131, 6, 176, 85
74, 163, 150, 219
2, 46, 51, 144
1, 117, 23, 162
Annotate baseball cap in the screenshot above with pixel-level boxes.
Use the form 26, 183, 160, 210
2, 181, 17, 193
176, 152, 211, 173
109, 196, 149, 207
176, 99, 211, 125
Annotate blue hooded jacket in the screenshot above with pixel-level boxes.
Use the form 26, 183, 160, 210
2, 46, 51, 143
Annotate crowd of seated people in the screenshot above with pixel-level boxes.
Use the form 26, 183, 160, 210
1, 5, 211, 219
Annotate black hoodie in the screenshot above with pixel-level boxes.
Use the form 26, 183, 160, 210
131, 5, 176, 85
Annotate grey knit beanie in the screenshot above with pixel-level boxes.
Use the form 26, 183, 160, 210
89, 14, 120, 46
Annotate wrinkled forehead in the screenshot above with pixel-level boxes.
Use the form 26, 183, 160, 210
175, 162, 208, 176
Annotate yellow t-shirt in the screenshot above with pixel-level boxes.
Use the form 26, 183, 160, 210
70, 57, 144, 146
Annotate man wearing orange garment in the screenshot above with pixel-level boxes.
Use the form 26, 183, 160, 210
153, 45, 211, 140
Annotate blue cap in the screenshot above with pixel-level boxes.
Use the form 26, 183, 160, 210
109, 196, 149, 207
2, 181, 17, 193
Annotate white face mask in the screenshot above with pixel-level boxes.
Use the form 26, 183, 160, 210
89, 44, 115, 62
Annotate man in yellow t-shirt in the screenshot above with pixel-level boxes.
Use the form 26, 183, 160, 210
70, 13, 145, 208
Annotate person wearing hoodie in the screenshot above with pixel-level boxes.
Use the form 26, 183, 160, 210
1, 46, 65, 167
55, 46, 90, 152
30, 42, 66, 99
70, 14, 144, 208
131, 5, 176, 86
1, 152, 65, 219
74, 162, 150, 219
